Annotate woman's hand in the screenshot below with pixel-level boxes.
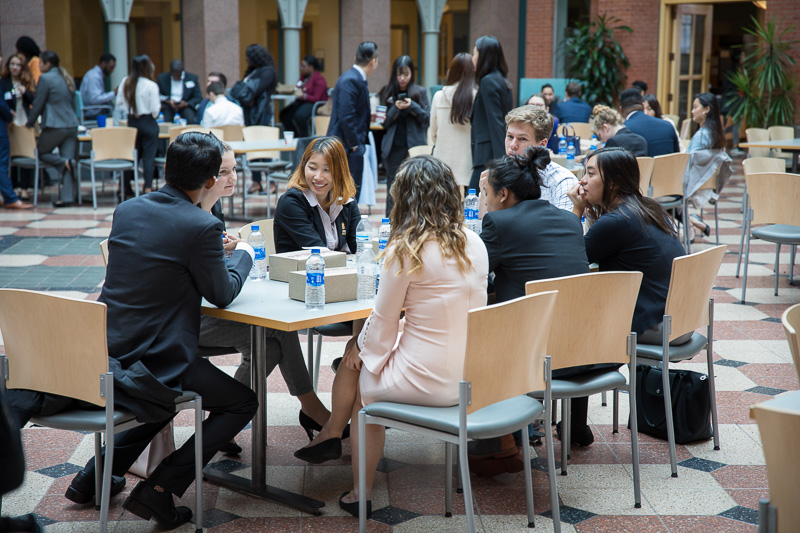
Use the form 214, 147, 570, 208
568, 182, 588, 209
223, 232, 242, 251
395, 98, 411, 110
342, 336, 362, 371
18, 85, 25, 95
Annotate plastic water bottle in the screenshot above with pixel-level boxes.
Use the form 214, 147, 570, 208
157, 111, 164, 123
248, 224, 267, 281
566, 142, 576, 170
355, 215, 372, 255
357, 246, 378, 302
590, 134, 598, 152
464, 189, 481, 235
173, 114, 181, 125
305, 249, 325, 310
559, 136, 567, 155
376, 218, 391, 292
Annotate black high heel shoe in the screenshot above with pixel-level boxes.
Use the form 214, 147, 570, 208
339, 491, 372, 519
299, 410, 350, 440
293, 438, 342, 464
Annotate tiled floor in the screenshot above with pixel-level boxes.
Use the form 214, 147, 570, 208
1, 159, 798, 532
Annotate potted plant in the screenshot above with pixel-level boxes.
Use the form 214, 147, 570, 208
562, 14, 632, 107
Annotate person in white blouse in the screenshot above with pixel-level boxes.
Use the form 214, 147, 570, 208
200, 82, 244, 128
116, 55, 160, 193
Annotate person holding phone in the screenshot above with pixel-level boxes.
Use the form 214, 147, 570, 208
378, 56, 429, 216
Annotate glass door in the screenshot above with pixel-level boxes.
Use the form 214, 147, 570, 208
667, 4, 713, 125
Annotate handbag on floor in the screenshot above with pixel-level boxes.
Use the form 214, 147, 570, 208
129, 420, 175, 478
634, 364, 713, 444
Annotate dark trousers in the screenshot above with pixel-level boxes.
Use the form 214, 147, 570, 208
383, 147, 408, 216
38, 127, 77, 202
0, 134, 19, 204
279, 101, 314, 138
348, 145, 364, 202
128, 115, 159, 189
161, 105, 197, 125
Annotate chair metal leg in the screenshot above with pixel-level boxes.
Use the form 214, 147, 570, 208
100, 418, 115, 531
521, 427, 535, 528
33, 159, 40, 207
358, 411, 367, 533
628, 333, 642, 508
444, 443, 453, 517
306, 330, 315, 385
458, 431, 476, 532
551, 399, 557, 425
741, 211, 753, 303
706, 300, 721, 451
601, 391, 607, 406
543, 398, 561, 531
791, 245, 797, 286
774, 243, 781, 296
683, 197, 691, 254
714, 201, 720, 245
194, 395, 203, 533
456, 454, 463, 494
560, 398, 569, 475
736, 187, 748, 278
91, 165, 98, 210
94, 432, 102, 509
661, 316, 678, 477
314, 332, 323, 389
612, 389, 620, 434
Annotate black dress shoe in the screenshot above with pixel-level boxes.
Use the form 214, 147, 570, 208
122, 482, 192, 529
220, 440, 242, 456
339, 491, 372, 519
293, 437, 342, 464
52, 200, 73, 208
331, 357, 342, 374
299, 410, 350, 441
65, 469, 126, 505
555, 421, 595, 446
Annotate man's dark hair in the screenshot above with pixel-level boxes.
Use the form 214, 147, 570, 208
632, 80, 648, 93
207, 81, 225, 96
208, 71, 227, 88
99, 53, 116, 64
619, 88, 644, 109
541, 83, 553, 91
355, 41, 378, 66
165, 132, 223, 191
169, 59, 183, 73
566, 81, 581, 98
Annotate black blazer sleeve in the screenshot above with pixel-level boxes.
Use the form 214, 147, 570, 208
332, 73, 365, 150
483, 75, 510, 160
189, 217, 251, 308
340, 202, 362, 253
479, 213, 503, 274
273, 189, 327, 252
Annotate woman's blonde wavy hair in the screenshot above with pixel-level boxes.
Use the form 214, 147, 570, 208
383, 155, 473, 275
589, 104, 624, 131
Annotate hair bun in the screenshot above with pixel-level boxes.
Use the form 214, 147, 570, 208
521, 145, 550, 171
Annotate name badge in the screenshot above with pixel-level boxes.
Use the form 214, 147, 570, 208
3, 91, 12, 100
341, 222, 346, 236
185, 81, 196, 89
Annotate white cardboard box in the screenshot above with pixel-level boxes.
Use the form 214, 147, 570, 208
288, 267, 358, 303
268, 250, 347, 282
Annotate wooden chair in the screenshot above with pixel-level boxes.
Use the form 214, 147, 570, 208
218, 124, 245, 142
525, 272, 643, 508
77, 127, 138, 209
408, 144, 434, 157
750, 391, 800, 533
7, 124, 56, 207
649, 153, 691, 251
636, 245, 726, 477
768, 125, 796, 170
745, 128, 771, 158
741, 172, 800, 303
99, 238, 109, 265
637, 156, 654, 196
312, 115, 330, 137
357, 291, 561, 532
242, 125, 290, 218
559, 121, 593, 141
664, 114, 680, 128
735, 158, 788, 279
782, 304, 800, 383
0, 289, 204, 533
238, 219, 276, 260
679, 119, 693, 140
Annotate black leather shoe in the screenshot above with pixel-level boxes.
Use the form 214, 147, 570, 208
220, 440, 242, 456
65, 470, 126, 505
122, 482, 192, 530
339, 491, 372, 519
331, 357, 342, 374
299, 410, 350, 441
555, 421, 595, 447
293, 437, 342, 464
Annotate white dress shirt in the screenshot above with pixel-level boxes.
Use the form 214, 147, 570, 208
116, 77, 161, 118
539, 161, 579, 211
170, 72, 184, 102
201, 95, 245, 128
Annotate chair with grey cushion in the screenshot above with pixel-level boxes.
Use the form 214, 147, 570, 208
0, 289, 204, 533
241, 126, 291, 218
7, 124, 56, 207
635, 245, 726, 477
77, 126, 139, 209
357, 290, 562, 532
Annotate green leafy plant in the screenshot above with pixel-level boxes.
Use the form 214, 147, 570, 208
562, 14, 632, 106
726, 16, 797, 128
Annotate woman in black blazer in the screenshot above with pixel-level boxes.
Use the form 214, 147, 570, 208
469, 35, 513, 189
274, 136, 361, 253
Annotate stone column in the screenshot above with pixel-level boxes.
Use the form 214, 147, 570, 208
277, 0, 308, 85
99, 0, 133, 87
182, 0, 240, 90
469, 0, 520, 103
415, 0, 446, 90
339, 0, 390, 93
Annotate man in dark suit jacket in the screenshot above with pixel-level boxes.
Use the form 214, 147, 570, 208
603, 127, 649, 157
327, 42, 378, 200
554, 81, 592, 123
157, 59, 202, 124
620, 88, 680, 156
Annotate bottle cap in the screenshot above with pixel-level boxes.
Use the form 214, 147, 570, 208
251, 224, 259, 231
468, 189, 476, 194
382, 218, 390, 223
568, 142, 574, 146
311, 248, 320, 254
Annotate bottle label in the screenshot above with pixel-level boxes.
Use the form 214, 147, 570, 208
378, 238, 387, 250
306, 272, 324, 287
356, 235, 370, 243
375, 273, 380, 292
254, 247, 265, 260
464, 208, 478, 220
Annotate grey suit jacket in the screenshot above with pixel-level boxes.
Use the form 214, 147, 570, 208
26, 70, 79, 129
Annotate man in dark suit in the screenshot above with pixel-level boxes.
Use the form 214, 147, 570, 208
157, 60, 202, 124
620, 88, 680, 157
554, 81, 592, 123
327, 41, 378, 200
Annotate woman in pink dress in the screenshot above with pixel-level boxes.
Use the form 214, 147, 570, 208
294, 155, 489, 518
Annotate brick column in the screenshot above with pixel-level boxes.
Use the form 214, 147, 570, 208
182, 0, 240, 88
339, 0, 390, 93
525, 0, 554, 78
766, 0, 800, 122
0, 0, 46, 58
469, 0, 520, 103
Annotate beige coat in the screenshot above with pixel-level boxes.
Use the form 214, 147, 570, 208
428, 84, 476, 187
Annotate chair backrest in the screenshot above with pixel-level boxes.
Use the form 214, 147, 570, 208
408, 144, 434, 157
218, 124, 245, 142
559, 122, 593, 141
313, 115, 330, 137
750, 393, 800, 533
637, 156, 654, 195
745, 172, 800, 226
99, 239, 109, 266
242, 125, 281, 161
768, 125, 795, 157
91, 126, 137, 162
745, 127, 770, 157
8, 124, 36, 159
679, 119, 693, 140
526, 272, 642, 370
238, 219, 276, 257
663, 245, 726, 340
0, 289, 109, 406
463, 290, 558, 414
664, 114, 680, 127
742, 157, 785, 176
782, 304, 800, 382
649, 152, 690, 198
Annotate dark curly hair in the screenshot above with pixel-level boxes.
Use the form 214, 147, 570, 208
244, 44, 275, 76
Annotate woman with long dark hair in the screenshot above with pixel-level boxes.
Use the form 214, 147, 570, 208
429, 52, 477, 190
567, 147, 690, 345
279, 55, 328, 138
469, 35, 513, 189
643, 93, 679, 138
378, 55, 429, 215
116, 55, 161, 194
241, 43, 278, 194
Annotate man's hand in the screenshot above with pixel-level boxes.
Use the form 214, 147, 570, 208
177, 100, 188, 110
478, 169, 490, 218
223, 232, 242, 251
342, 336, 362, 371
166, 99, 178, 110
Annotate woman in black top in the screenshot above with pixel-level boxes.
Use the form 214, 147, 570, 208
469, 35, 513, 189
567, 147, 689, 345
240, 44, 277, 127
273, 136, 361, 253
